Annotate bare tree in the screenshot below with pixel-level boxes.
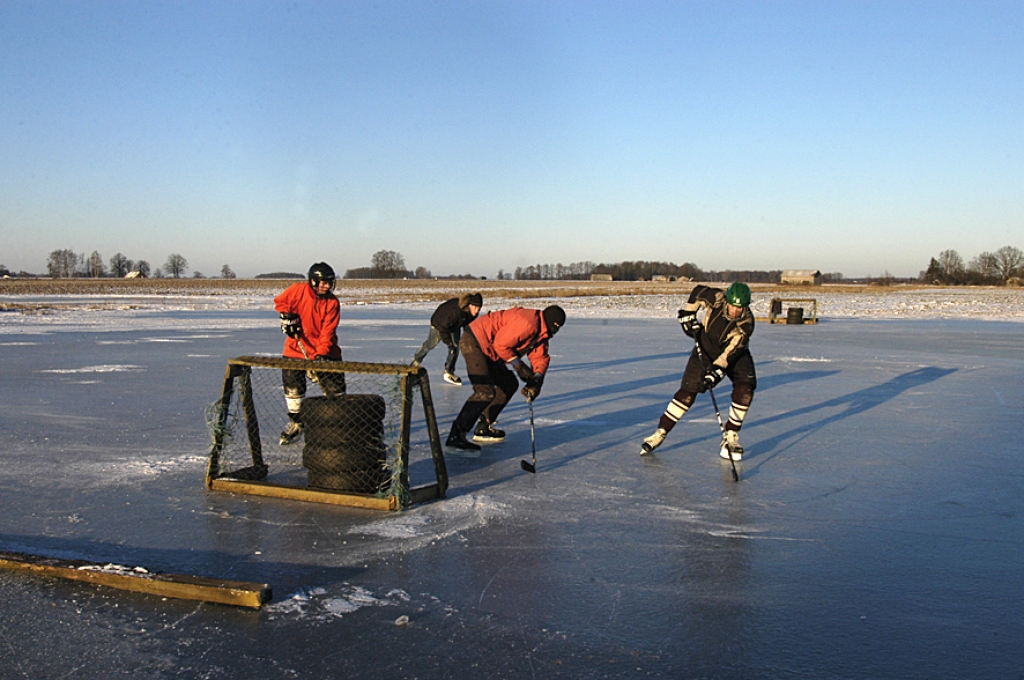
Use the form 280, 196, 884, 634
370, 250, 406, 279
85, 251, 106, 278
163, 253, 189, 278
109, 252, 133, 277
46, 249, 79, 278
937, 249, 966, 284
969, 252, 999, 281
136, 260, 151, 277
220, 264, 236, 279
991, 246, 1024, 282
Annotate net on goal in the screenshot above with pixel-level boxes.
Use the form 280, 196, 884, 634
205, 356, 448, 511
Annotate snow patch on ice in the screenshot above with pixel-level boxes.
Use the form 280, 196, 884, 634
77, 563, 152, 576
347, 494, 510, 548
116, 454, 207, 478
646, 503, 806, 541
707, 529, 813, 541
41, 364, 145, 374
535, 417, 607, 426
781, 356, 832, 363
353, 514, 431, 539
646, 503, 704, 523
265, 584, 411, 621
73, 453, 208, 485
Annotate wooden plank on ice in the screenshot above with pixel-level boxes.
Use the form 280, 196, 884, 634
0, 551, 271, 609
209, 478, 398, 510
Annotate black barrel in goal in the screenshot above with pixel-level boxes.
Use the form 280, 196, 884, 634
301, 395, 391, 493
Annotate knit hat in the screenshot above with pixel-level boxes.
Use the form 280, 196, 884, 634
460, 292, 483, 310
542, 305, 566, 335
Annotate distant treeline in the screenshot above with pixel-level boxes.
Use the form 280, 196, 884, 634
255, 272, 304, 280
31, 248, 236, 280
921, 246, 1023, 285
512, 261, 798, 284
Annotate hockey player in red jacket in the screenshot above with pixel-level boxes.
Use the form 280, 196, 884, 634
446, 305, 566, 454
274, 262, 345, 445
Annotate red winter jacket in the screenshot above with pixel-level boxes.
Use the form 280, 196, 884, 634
274, 282, 342, 360
468, 307, 552, 375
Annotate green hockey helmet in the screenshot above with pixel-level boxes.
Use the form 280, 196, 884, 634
725, 282, 751, 307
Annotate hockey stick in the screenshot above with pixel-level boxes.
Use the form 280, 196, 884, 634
520, 400, 537, 473
691, 332, 739, 482
295, 338, 337, 399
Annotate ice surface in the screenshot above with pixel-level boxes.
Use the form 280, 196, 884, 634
0, 289, 1021, 678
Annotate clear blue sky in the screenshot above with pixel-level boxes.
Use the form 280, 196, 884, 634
2, 1, 1022, 279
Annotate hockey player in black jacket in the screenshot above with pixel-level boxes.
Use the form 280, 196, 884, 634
412, 293, 482, 385
641, 282, 756, 461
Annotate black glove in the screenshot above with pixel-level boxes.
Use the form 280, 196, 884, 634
513, 361, 535, 383
678, 310, 700, 338
280, 312, 302, 338
702, 366, 725, 390
314, 355, 329, 361
521, 375, 543, 402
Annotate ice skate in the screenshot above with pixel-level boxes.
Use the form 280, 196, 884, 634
720, 429, 743, 461
473, 420, 505, 442
445, 429, 481, 457
279, 420, 303, 446
443, 371, 463, 386
641, 428, 667, 455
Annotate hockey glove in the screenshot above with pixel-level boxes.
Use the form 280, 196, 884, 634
280, 312, 302, 338
678, 310, 700, 338
702, 366, 726, 390
521, 375, 543, 402
512, 359, 535, 383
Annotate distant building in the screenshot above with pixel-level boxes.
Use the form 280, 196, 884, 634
124, 271, 147, 279
590, 274, 613, 281
781, 269, 822, 285
651, 274, 676, 282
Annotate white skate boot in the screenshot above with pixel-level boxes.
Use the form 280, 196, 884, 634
641, 428, 667, 455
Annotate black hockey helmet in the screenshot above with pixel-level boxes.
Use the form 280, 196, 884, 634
308, 262, 336, 296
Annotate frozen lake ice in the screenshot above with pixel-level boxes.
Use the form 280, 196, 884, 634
0, 291, 1021, 678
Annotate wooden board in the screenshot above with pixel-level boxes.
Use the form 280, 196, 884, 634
0, 551, 271, 609
210, 477, 398, 510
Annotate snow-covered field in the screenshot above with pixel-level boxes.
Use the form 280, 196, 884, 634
2, 285, 1023, 335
